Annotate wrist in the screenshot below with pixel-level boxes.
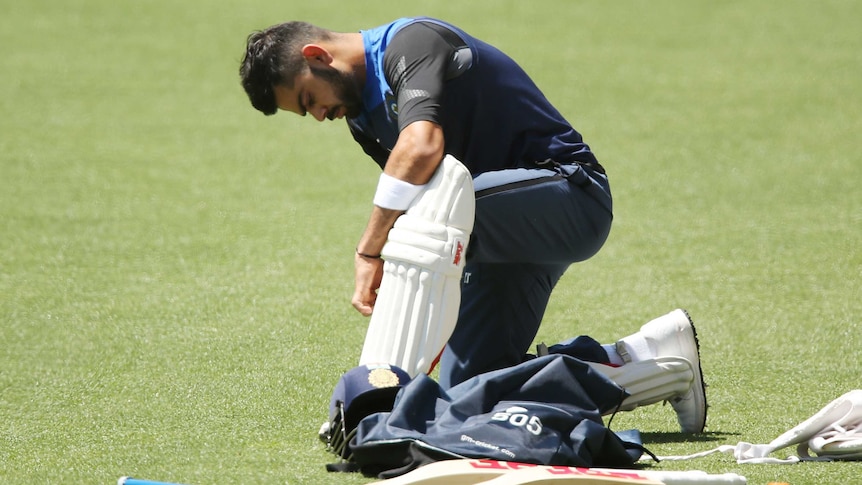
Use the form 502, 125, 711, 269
356, 248, 382, 259
373, 172, 425, 210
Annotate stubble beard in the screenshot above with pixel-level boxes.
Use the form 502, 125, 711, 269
311, 66, 363, 119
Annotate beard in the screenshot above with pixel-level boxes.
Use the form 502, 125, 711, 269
310, 66, 363, 119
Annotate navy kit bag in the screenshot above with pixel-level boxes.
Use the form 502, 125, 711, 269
341, 355, 647, 478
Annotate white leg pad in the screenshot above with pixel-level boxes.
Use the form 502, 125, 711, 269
358, 155, 475, 377
588, 356, 694, 412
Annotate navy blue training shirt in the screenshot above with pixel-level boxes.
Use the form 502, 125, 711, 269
347, 18, 601, 175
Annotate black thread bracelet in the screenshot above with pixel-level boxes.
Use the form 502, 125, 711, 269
356, 249, 382, 259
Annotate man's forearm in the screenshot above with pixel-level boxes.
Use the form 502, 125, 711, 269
356, 206, 402, 257
358, 120, 445, 255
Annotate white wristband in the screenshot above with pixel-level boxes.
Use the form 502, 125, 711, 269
372, 172, 425, 210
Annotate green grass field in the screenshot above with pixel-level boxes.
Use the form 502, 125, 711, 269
2, 0, 860, 484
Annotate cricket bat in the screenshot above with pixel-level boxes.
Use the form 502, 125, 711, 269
475, 466, 664, 484
367, 459, 748, 485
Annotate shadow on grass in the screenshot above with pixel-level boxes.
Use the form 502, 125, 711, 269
639, 430, 740, 445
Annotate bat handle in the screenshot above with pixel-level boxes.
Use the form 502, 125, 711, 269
118, 477, 192, 485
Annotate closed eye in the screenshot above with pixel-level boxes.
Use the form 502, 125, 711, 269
298, 90, 308, 116
306, 93, 315, 115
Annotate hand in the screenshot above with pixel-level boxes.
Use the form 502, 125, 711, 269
351, 252, 384, 316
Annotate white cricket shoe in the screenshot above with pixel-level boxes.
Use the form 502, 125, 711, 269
617, 309, 708, 433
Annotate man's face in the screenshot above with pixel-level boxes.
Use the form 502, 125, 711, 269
274, 66, 362, 121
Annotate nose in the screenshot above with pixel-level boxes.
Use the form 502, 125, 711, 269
311, 106, 327, 122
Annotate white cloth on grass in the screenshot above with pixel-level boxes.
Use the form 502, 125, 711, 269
649, 389, 862, 464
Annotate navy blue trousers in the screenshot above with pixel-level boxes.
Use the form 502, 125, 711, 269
438, 163, 614, 389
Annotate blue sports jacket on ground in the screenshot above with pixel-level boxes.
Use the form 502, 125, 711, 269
349, 355, 646, 478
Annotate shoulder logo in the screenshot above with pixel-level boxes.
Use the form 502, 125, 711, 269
385, 91, 398, 118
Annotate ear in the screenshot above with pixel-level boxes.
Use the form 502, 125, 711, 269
301, 44, 334, 67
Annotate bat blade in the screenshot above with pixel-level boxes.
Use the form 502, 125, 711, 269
365, 459, 522, 484
366, 460, 659, 485
474, 466, 664, 484
367, 459, 747, 485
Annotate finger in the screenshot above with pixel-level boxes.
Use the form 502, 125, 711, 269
352, 292, 374, 316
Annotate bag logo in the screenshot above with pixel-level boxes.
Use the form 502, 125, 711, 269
490, 406, 543, 436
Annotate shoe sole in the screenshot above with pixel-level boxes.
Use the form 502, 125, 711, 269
679, 309, 708, 433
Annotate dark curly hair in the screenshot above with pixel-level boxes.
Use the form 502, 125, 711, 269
239, 22, 332, 115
